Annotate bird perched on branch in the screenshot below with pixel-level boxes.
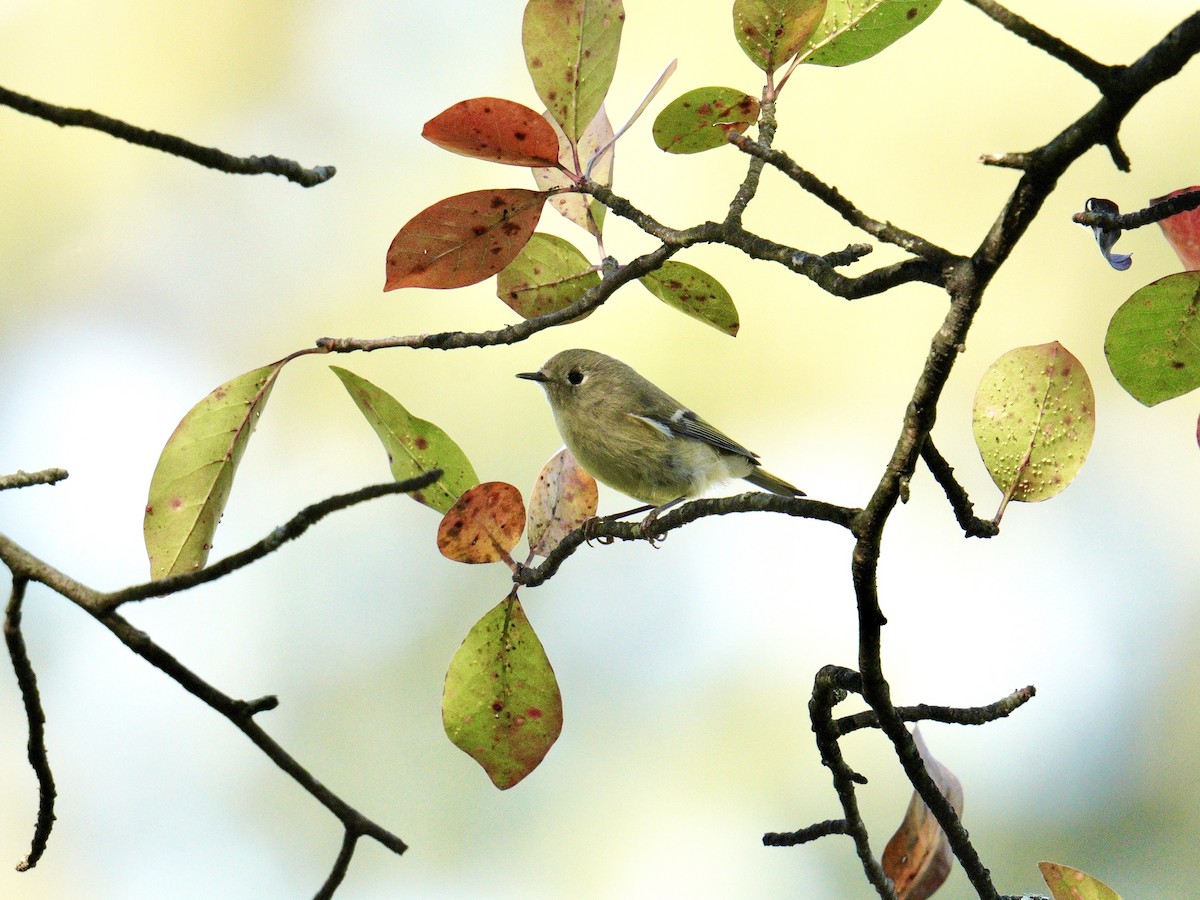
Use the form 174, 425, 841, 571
518, 348, 804, 541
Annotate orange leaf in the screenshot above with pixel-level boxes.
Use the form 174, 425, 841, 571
437, 482, 526, 564
385, 189, 548, 290
1153, 186, 1200, 270
422, 97, 561, 167
882, 728, 964, 900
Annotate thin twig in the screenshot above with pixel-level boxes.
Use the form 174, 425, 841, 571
809, 666, 894, 897
314, 829, 359, 900
316, 248, 672, 353
1072, 188, 1200, 231
763, 819, 849, 847
4, 578, 57, 872
96, 609, 407, 856
960, 0, 1117, 89
919, 438, 1000, 538
0, 469, 69, 492
516, 494, 858, 588
727, 133, 959, 264
0, 84, 335, 188
835, 686, 1036, 736
98, 471, 443, 610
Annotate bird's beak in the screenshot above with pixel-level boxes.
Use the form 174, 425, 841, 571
516, 370, 548, 382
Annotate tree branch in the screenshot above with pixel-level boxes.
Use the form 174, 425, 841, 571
515, 494, 859, 588
94, 609, 408, 860
97, 471, 443, 610
960, 0, 1118, 90
808, 665, 894, 897
919, 438, 1000, 538
4, 578, 56, 872
835, 685, 1036, 736
0, 469, 69, 492
1072, 187, 1200, 231
0, 84, 335, 188
727, 133, 959, 264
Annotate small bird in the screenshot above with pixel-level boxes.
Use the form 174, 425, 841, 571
517, 349, 804, 539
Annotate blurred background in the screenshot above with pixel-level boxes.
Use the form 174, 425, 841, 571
2, 1, 1198, 897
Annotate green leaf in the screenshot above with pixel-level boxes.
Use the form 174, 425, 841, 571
437, 482, 526, 564
532, 106, 613, 235
384, 188, 547, 291
331, 367, 478, 513
1104, 271, 1200, 406
527, 448, 598, 557
651, 87, 760, 154
799, 0, 942, 67
1039, 862, 1122, 900
443, 595, 563, 789
733, 0, 828, 74
497, 232, 599, 319
640, 261, 740, 336
144, 363, 282, 579
972, 342, 1095, 512
522, 0, 624, 142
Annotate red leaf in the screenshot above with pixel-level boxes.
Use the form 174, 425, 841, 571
1153, 186, 1200, 270
882, 728, 964, 900
437, 482, 526, 564
422, 98, 561, 167
385, 189, 548, 290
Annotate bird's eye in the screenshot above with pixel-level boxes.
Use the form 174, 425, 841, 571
567, 369, 584, 386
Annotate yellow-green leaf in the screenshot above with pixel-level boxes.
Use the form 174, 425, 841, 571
972, 342, 1094, 518
144, 363, 282, 579
497, 233, 599, 319
1104, 272, 1200, 406
522, 0, 624, 142
331, 366, 478, 513
651, 87, 760, 154
799, 0, 941, 67
1039, 862, 1122, 900
640, 261, 740, 336
733, 0, 828, 74
443, 595, 563, 789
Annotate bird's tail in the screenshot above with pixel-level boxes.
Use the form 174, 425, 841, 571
745, 467, 805, 497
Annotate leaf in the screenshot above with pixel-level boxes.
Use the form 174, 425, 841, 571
733, 0, 828, 74
527, 449, 599, 557
1104, 272, 1200, 406
144, 363, 282, 579
522, 0, 624, 142
437, 482, 526, 564
652, 87, 760, 154
496, 232, 600, 319
1152, 186, 1200, 270
972, 342, 1095, 515
640, 261, 740, 336
331, 366, 478, 513
799, 0, 942, 67
882, 727, 963, 900
443, 595, 563, 789
603, 58, 678, 159
421, 97, 561, 167
1039, 862, 1123, 900
384, 188, 548, 291
533, 106, 613, 235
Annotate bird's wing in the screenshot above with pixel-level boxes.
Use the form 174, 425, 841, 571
632, 408, 758, 459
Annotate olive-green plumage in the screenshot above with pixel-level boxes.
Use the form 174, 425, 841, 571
517, 349, 804, 509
